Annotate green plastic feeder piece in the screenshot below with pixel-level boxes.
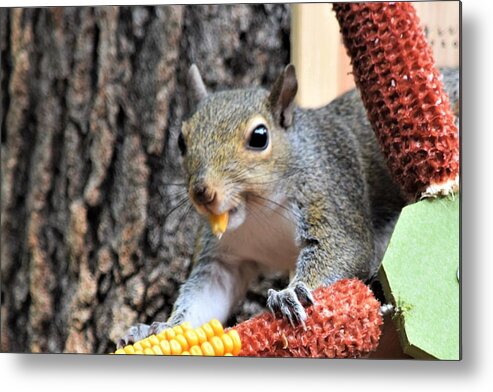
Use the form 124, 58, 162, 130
379, 196, 460, 360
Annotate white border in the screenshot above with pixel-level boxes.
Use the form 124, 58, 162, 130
2, 0, 492, 391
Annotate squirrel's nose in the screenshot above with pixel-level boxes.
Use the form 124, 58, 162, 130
193, 184, 216, 205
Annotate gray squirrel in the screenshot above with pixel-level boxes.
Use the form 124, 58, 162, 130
117, 64, 459, 347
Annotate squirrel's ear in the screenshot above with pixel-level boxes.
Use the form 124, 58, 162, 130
268, 64, 298, 128
187, 64, 208, 108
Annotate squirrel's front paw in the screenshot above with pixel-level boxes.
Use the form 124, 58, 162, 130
266, 282, 315, 327
117, 323, 151, 349
116, 321, 172, 349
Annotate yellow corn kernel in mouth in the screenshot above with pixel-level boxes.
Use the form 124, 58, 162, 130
208, 212, 229, 239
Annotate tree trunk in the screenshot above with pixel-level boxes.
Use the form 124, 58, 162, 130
1, 5, 291, 354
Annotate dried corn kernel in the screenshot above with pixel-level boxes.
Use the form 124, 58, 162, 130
208, 212, 229, 239
184, 330, 199, 347
210, 319, 224, 336
148, 335, 159, 347
227, 329, 241, 355
140, 338, 152, 349
173, 325, 184, 335
160, 339, 171, 355
195, 327, 207, 344
190, 346, 203, 356
123, 345, 135, 354
210, 336, 224, 356
202, 323, 214, 339
201, 341, 215, 356
164, 328, 176, 340
175, 334, 189, 351
169, 339, 182, 355
152, 345, 163, 355
221, 333, 234, 354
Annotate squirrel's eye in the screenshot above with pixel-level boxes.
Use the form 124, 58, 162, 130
178, 132, 187, 156
247, 125, 269, 150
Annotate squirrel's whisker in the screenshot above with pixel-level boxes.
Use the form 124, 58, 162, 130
161, 182, 187, 186
250, 194, 294, 215
157, 184, 189, 199
176, 203, 195, 233
224, 167, 303, 189
247, 195, 296, 226
244, 200, 293, 239
163, 196, 191, 222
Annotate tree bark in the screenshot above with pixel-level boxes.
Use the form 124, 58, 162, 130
1, 5, 291, 354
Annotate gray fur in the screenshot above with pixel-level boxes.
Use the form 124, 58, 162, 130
117, 66, 459, 347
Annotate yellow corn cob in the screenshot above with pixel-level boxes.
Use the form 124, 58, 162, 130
113, 319, 241, 356
208, 212, 229, 239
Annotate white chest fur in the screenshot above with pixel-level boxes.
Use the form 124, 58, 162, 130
217, 198, 299, 273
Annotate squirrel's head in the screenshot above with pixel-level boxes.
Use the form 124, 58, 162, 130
179, 64, 298, 238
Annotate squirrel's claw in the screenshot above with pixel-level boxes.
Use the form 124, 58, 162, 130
293, 281, 315, 307
267, 282, 315, 328
116, 323, 151, 349
148, 321, 171, 336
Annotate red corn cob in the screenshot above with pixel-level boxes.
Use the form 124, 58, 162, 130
232, 279, 382, 358
333, 2, 459, 199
